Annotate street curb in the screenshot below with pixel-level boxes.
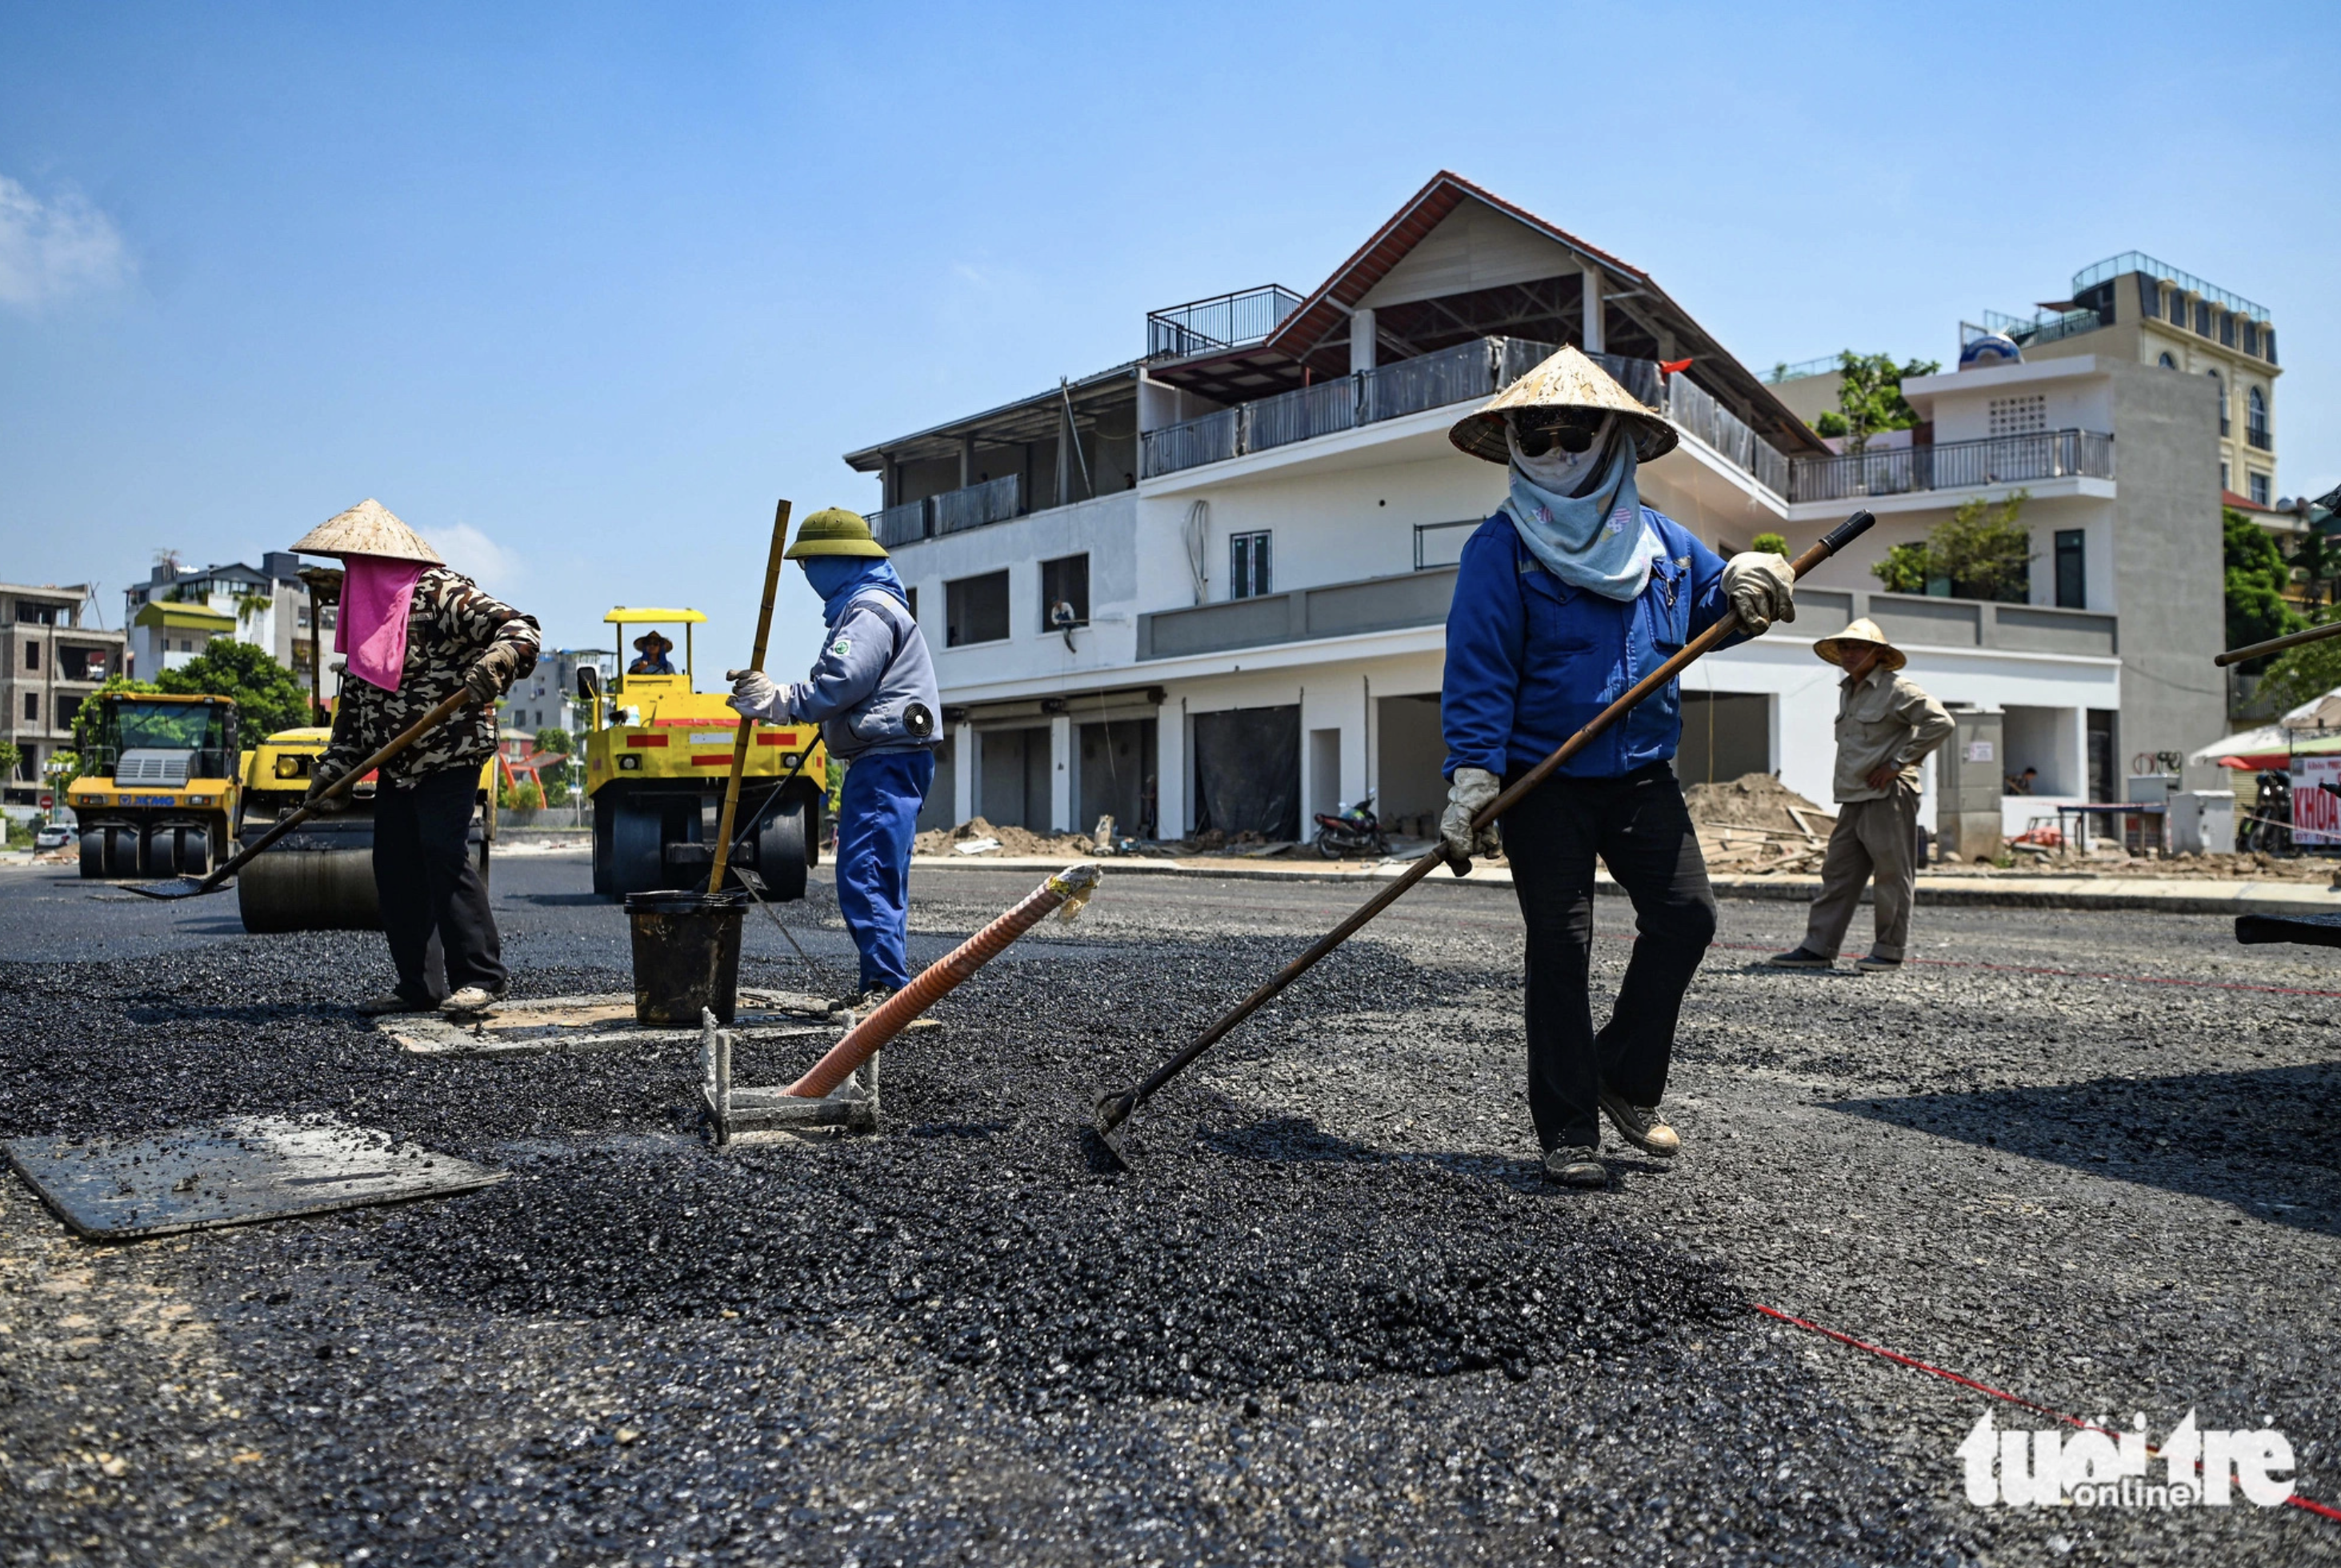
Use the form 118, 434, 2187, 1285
907, 854, 2341, 917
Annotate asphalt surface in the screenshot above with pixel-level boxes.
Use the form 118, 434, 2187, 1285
2, 848, 2337, 1566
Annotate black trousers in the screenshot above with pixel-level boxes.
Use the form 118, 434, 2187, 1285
374, 765, 505, 1000
1500, 762, 1717, 1152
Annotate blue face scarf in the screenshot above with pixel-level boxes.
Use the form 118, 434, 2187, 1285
1499, 418, 1659, 602
800, 555, 908, 626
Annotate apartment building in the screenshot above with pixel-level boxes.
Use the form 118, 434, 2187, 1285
841, 173, 2228, 842
0, 582, 127, 810
123, 552, 312, 678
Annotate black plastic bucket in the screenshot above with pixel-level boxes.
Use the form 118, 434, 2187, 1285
625, 889, 746, 1026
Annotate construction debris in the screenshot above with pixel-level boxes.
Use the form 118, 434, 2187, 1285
912, 815, 1095, 858
1685, 772, 1837, 874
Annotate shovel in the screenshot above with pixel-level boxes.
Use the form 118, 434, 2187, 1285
1090, 509, 1877, 1168
124, 688, 478, 901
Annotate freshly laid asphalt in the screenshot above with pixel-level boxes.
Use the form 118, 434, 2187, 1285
2, 849, 2337, 1566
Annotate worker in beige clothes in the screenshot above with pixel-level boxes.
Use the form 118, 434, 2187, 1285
1768, 618, 1953, 973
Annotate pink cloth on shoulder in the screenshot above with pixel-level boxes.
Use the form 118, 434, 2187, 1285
336, 553, 427, 692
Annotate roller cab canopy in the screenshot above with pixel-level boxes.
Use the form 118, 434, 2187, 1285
605, 606, 706, 695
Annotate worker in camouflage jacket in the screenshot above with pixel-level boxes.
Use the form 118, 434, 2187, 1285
294, 499, 542, 1017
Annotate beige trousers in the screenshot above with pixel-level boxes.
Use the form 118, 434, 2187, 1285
1801, 789, 1920, 961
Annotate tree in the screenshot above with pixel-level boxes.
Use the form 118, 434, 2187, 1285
1827, 350, 1940, 451
1750, 531, 1789, 558
2224, 506, 2305, 667
1932, 491, 2034, 602
1868, 490, 2034, 602
533, 726, 572, 754
542, 774, 572, 808
0, 742, 19, 783
2257, 633, 2341, 716
155, 639, 310, 741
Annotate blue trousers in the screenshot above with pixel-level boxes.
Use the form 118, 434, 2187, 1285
834, 748, 934, 993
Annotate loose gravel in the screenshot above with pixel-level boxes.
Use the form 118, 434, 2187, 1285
2, 858, 2337, 1566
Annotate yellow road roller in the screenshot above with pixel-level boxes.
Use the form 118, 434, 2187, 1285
66, 693, 242, 878
582, 606, 825, 901
233, 723, 496, 934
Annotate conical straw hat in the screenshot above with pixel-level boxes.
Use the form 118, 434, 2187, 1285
1813, 616, 1907, 671
1449, 344, 1678, 465
290, 498, 444, 564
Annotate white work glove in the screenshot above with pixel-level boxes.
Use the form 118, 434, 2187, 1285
725, 667, 784, 722
1439, 766, 1503, 873
1721, 551, 1795, 636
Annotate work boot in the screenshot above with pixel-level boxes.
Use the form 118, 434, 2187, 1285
1766, 946, 1833, 970
1542, 1146, 1607, 1188
1598, 1090, 1679, 1158
440, 985, 509, 1016
830, 986, 898, 1018
1855, 953, 1903, 973
357, 988, 436, 1016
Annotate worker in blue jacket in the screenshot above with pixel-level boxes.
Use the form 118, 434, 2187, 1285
1440, 348, 1796, 1188
728, 508, 941, 1011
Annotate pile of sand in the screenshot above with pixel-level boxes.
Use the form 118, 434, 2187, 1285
912, 816, 1094, 858
1683, 773, 1833, 835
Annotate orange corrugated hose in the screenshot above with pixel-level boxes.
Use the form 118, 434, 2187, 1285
784, 863, 1102, 1100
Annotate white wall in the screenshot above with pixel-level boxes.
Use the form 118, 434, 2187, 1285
891, 490, 1140, 691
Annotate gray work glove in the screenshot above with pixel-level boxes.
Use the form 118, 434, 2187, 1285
1721, 551, 1796, 636
725, 667, 784, 722
302, 774, 350, 814
462, 642, 523, 703
1439, 766, 1503, 873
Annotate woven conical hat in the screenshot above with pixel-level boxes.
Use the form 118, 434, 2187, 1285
290, 498, 444, 564
1449, 344, 1677, 465
1814, 616, 1907, 670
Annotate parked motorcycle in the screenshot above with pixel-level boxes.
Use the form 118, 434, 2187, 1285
1312, 793, 1388, 859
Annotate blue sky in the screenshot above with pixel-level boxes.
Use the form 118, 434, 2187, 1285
5, 2, 2335, 671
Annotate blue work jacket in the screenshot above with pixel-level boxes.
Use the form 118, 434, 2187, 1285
1441, 507, 1736, 781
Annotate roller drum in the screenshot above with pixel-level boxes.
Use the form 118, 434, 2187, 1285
237, 847, 383, 934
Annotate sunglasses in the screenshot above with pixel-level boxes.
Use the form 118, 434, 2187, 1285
1510, 410, 1609, 458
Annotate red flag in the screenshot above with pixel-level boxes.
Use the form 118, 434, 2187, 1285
1659, 357, 1694, 374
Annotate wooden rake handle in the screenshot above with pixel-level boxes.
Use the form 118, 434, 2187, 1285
710, 500, 794, 896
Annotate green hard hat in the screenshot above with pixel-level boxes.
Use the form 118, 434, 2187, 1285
784, 506, 888, 559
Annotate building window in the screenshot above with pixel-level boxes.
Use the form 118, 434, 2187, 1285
2265, 329, 2279, 366
2221, 462, 2230, 493
2170, 290, 2187, 326
2242, 322, 2260, 357
22, 693, 37, 722
2247, 385, 2269, 446
2137, 274, 2160, 318
2195, 299, 2213, 337
319, 605, 337, 630
2209, 369, 2227, 434
906, 586, 918, 624
2054, 530, 2086, 609
944, 570, 1011, 647
1987, 394, 2047, 436
297, 605, 310, 628
1038, 553, 1090, 630
2156, 351, 2177, 369
22, 641, 36, 672
59, 695, 81, 727
1230, 532, 1272, 599
2250, 472, 2271, 507
2219, 311, 2236, 348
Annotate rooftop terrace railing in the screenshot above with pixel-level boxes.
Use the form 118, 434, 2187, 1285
1146, 285, 1305, 359
2073, 250, 2268, 323
872, 498, 931, 548
933, 473, 1021, 535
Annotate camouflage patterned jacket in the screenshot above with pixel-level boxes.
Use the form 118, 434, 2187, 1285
317, 568, 541, 790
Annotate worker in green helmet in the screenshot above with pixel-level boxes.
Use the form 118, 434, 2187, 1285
728, 508, 941, 1010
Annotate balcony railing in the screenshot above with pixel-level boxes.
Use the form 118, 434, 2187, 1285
933, 473, 1021, 535
872, 498, 931, 548
2247, 427, 2272, 452
1146, 285, 1304, 359
1139, 334, 1791, 501
1785, 430, 2114, 503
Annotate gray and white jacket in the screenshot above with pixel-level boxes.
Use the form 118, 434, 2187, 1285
763, 590, 940, 762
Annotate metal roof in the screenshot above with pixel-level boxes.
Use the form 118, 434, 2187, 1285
841, 361, 1143, 473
